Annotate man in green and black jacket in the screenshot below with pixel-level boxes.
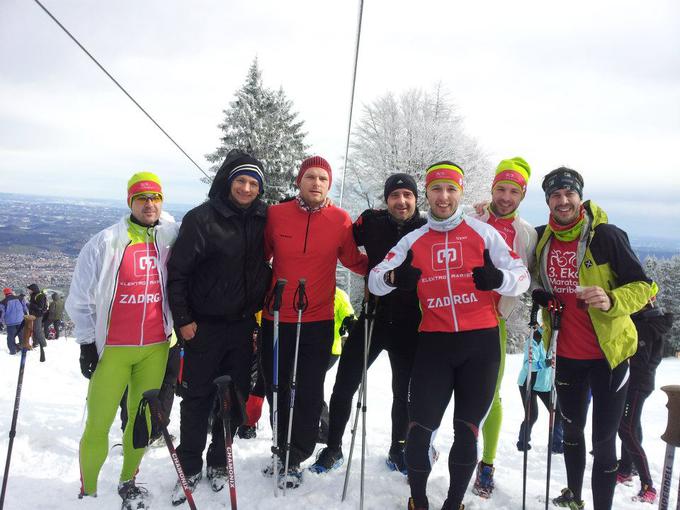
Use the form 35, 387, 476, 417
531, 167, 653, 510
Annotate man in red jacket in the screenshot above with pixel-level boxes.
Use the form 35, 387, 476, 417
261, 156, 368, 488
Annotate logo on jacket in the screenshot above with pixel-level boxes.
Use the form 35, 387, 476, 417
584, 259, 593, 268
432, 242, 463, 271
134, 253, 159, 276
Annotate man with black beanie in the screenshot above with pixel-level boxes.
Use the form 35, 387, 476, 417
532, 166, 653, 510
167, 149, 271, 504
310, 172, 426, 475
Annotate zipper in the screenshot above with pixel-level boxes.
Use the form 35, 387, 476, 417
154, 228, 168, 337
303, 212, 312, 253
139, 227, 153, 346
444, 230, 459, 331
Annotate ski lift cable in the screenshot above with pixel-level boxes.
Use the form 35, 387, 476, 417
338, 0, 365, 209
31, 0, 210, 180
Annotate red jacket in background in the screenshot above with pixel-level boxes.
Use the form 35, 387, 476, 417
264, 200, 368, 323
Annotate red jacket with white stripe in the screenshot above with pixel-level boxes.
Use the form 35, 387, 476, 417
368, 213, 530, 333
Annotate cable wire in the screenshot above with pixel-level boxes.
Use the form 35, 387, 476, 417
31, 0, 210, 179
338, 0, 365, 208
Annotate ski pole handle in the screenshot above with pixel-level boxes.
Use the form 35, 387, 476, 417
214, 375, 233, 418
529, 300, 540, 328
272, 279, 287, 312
549, 299, 564, 330
294, 278, 308, 313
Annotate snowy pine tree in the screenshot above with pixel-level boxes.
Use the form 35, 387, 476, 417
643, 255, 680, 355
205, 58, 308, 203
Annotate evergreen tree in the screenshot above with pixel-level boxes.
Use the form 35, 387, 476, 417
206, 58, 308, 203
643, 255, 680, 355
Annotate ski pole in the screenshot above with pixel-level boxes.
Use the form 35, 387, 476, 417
342, 298, 376, 503
283, 279, 307, 496
270, 278, 287, 497
214, 375, 239, 510
522, 300, 540, 510
658, 385, 680, 510
544, 299, 564, 510
0, 348, 29, 510
142, 389, 198, 510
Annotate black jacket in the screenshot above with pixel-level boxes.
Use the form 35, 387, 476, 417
27, 284, 47, 317
353, 208, 426, 325
629, 308, 673, 393
167, 165, 270, 328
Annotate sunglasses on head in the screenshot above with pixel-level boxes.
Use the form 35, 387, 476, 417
134, 193, 162, 203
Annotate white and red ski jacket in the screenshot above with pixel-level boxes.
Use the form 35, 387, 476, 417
368, 213, 529, 333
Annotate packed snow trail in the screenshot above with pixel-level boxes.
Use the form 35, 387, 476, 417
0, 336, 678, 509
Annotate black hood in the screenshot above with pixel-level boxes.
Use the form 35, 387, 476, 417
27, 283, 40, 294
208, 149, 265, 202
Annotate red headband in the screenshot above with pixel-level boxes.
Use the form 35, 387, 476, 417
127, 180, 162, 205
492, 170, 527, 194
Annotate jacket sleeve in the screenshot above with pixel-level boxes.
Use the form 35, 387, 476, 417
0, 304, 5, 325
368, 235, 411, 296
601, 225, 653, 318
166, 211, 207, 327
486, 227, 530, 297
65, 236, 103, 346
338, 214, 368, 276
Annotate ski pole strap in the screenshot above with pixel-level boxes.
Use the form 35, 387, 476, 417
270, 278, 287, 313
293, 278, 308, 313
529, 300, 540, 327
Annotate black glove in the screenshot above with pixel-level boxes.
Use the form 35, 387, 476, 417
472, 249, 504, 291
339, 315, 357, 336
392, 250, 421, 291
79, 343, 99, 379
532, 288, 554, 307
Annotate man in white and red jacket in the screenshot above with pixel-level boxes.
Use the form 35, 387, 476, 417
261, 156, 368, 488
369, 161, 529, 510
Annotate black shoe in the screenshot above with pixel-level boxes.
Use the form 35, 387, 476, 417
552, 488, 585, 509
207, 466, 228, 492
516, 439, 532, 451
309, 446, 344, 473
118, 479, 149, 510
237, 425, 256, 439
171, 471, 202, 506
387, 442, 408, 475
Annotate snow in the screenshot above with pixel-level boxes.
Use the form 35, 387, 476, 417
0, 337, 678, 509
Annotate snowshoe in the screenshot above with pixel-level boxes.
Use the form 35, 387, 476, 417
386, 443, 408, 475
309, 446, 344, 473
632, 484, 657, 503
206, 466, 228, 492
472, 462, 495, 498
237, 425, 256, 439
552, 488, 585, 509
171, 471, 202, 506
262, 456, 279, 478
277, 465, 303, 489
118, 479, 149, 510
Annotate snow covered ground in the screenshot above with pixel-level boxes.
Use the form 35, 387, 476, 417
0, 336, 678, 510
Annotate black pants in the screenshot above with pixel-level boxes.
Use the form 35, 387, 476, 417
556, 356, 629, 510
517, 383, 563, 446
406, 328, 500, 509
327, 313, 417, 450
120, 343, 181, 435
176, 318, 254, 476
618, 387, 653, 486
261, 318, 333, 466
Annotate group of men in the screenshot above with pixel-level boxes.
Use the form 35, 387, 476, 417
65, 149, 659, 510
0, 283, 58, 353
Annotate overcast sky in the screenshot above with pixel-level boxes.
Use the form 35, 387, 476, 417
1, 0, 678, 241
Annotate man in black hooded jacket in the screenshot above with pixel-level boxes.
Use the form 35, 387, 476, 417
167, 149, 271, 503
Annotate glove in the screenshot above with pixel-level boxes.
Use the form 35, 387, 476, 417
472, 249, 504, 291
79, 343, 99, 379
392, 250, 421, 291
339, 315, 357, 336
532, 288, 554, 307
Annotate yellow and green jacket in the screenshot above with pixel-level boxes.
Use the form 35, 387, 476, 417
534, 200, 653, 369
